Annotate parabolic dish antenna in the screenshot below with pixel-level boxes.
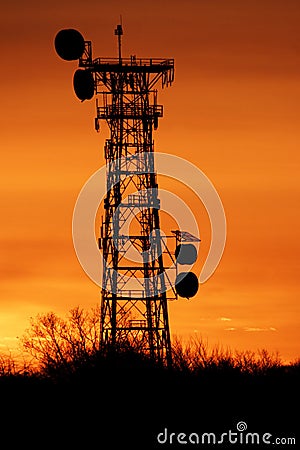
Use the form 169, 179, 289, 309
55, 29, 85, 61
73, 69, 95, 101
175, 272, 199, 299
175, 243, 197, 265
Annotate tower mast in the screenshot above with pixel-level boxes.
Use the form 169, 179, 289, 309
95, 25, 175, 365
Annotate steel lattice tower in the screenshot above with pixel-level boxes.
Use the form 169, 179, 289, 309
95, 25, 174, 365
55, 25, 199, 367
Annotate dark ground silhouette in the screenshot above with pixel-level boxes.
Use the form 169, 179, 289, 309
0, 346, 298, 449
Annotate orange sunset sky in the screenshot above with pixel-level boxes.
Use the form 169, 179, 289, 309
0, 0, 299, 361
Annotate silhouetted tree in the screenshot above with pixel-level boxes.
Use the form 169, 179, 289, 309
21, 307, 100, 373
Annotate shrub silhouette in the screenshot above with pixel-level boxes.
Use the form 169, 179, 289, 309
172, 336, 283, 375
21, 307, 287, 377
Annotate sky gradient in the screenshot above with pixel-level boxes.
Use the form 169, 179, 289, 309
0, 0, 299, 361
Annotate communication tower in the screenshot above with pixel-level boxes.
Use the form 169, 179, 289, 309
55, 25, 199, 366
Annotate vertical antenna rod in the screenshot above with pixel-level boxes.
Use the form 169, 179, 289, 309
114, 22, 123, 64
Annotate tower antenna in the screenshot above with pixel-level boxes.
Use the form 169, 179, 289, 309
114, 19, 123, 64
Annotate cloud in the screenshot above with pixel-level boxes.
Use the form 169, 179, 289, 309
243, 327, 277, 332
225, 327, 236, 331
218, 317, 232, 322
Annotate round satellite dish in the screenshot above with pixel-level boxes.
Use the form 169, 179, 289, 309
54, 29, 85, 61
175, 272, 199, 299
175, 244, 197, 265
73, 69, 94, 101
